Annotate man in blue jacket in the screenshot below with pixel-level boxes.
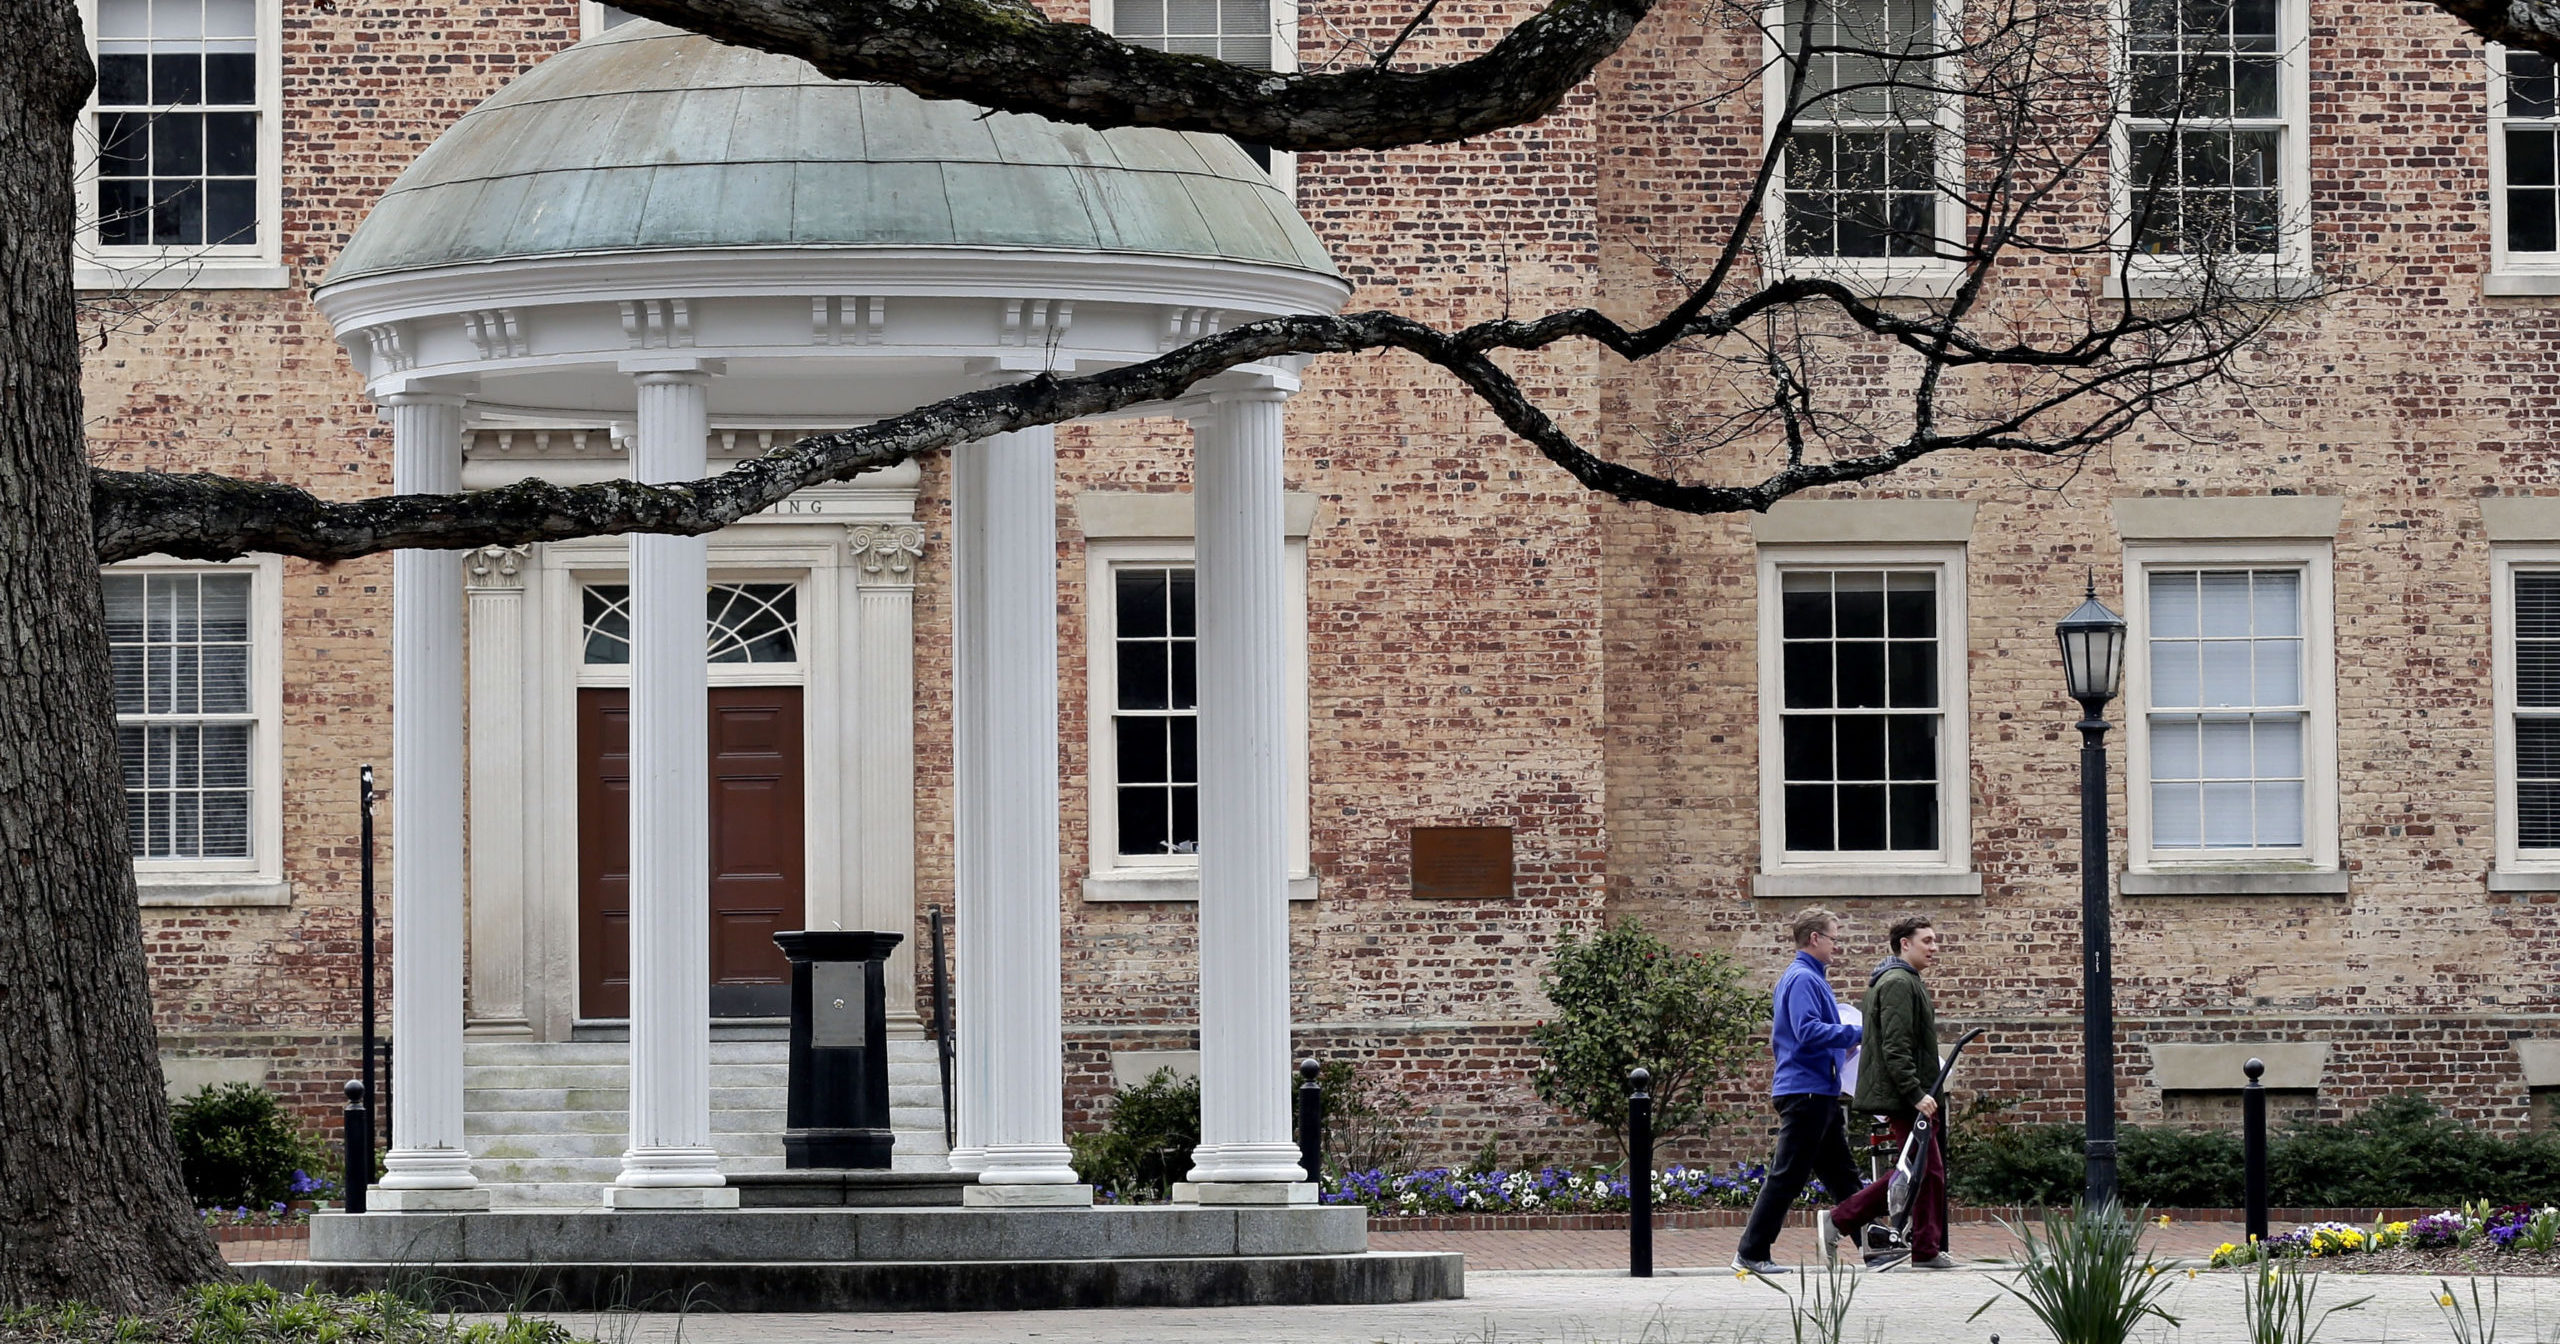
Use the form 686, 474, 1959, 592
1732, 907, 1865, 1276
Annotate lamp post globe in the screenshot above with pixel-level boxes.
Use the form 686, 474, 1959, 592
2057, 578, 2127, 1212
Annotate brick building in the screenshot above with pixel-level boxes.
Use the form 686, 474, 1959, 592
77, 0, 2560, 1203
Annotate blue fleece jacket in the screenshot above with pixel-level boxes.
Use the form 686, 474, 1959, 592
1769, 950, 1863, 1096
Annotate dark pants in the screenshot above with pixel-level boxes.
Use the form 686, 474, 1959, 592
1736, 1093, 1864, 1262
1833, 1113, 1947, 1259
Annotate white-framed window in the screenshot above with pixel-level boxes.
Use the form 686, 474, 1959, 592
2495, 552, 2560, 873
74, 0, 285, 290
2110, 0, 2311, 280
106, 555, 287, 904
2122, 542, 2337, 872
1755, 545, 1972, 878
1081, 533, 1313, 901
1090, 0, 1298, 196
2490, 45, 2560, 289
1763, 0, 1964, 291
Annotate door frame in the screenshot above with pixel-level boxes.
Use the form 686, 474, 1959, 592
535, 535, 843, 1034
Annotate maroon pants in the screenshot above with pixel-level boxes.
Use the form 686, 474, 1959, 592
1832, 1114, 1945, 1259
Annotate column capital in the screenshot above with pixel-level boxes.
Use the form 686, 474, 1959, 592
1207, 383, 1293, 406
465, 544, 530, 591
619, 356, 727, 380
846, 523, 926, 586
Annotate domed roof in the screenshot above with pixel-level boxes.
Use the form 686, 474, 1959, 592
324, 20, 1337, 283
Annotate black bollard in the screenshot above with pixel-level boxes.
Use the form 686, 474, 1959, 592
2242, 1057, 2269, 1245
342, 1079, 370, 1214
1297, 1059, 1324, 1187
1629, 1066, 1654, 1278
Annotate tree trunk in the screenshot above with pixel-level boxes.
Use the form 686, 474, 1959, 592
0, 0, 230, 1309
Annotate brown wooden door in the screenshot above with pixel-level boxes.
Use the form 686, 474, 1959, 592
577, 686, 807, 1020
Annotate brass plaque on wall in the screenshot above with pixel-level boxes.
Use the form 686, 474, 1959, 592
1411, 825, 1514, 899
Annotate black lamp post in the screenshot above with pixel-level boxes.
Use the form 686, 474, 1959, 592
2056, 578, 2128, 1212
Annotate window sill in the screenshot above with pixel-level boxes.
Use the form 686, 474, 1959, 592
2119, 869, 2347, 896
2488, 867, 2560, 892
76, 260, 292, 292
1750, 870, 1983, 899
2101, 267, 2320, 301
138, 875, 293, 907
1080, 871, 1320, 902
1768, 264, 1967, 300
2484, 270, 2560, 297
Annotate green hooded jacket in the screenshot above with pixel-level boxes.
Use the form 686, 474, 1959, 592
1851, 957, 1938, 1118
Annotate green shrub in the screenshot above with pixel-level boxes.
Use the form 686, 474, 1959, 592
1069, 1067, 1201, 1200
1527, 918, 1762, 1156
1314, 1058, 1422, 1179
169, 1081, 330, 1209
1948, 1096, 2560, 1209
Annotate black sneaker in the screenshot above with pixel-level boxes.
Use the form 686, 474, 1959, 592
1865, 1249, 1912, 1273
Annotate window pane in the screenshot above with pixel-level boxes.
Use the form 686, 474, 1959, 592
1834, 573, 1885, 637
205, 111, 255, 174
1785, 784, 1835, 851
2514, 50, 2559, 117
2201, 780, 2256, 846
1167, 569, 1195, 638
2150, 571, 2199, 637
1835, 642, 1886, 708
1116, 717, 1168, 784
1170, 640, 1196, 711
2198, 571, 2252, 636
2152, 639, 2201, 707
2521, 640, 2560, 707
1885, 572, 1934, 637
2153, 781, 2202, 847
2199, 717, 2251, 778
2152, 717, 2200, 780
1118, 787, 1170, 856
1888, 783, 1938, 849
2523, 573, 2560, 637
1837, 716, 1886, 780
205, 51, 253, 104
1782, 573, 1832, 638
2514, 192, 2560, 254
2253, 781, 2304, 846
151, 53, 203, 105
2199, 639, 2253, 707
1117, 570, 1167, 639
2518, 716, 2560, 781
1169, 786, 1198, 853
1836, 784, 1889, 848
1783, 717, 1831, 782
2253, 714, 2303, 776
1886, 640, 1937, 708
2251, 570, 2300, 635
2249, 637, 2300, 706
1169, 715, 1197, 785
1886, 714, 1935, 780
202, 723, 250, 788
2521, 779, 2560, 848
1783, 642, 1834, 709
1117, 641, 1170, 711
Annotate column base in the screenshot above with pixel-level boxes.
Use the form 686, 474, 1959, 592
1193, 1182, 1319, 1206
605, 1185, 742, 1210
367, 1187, 492, 1212
962, 1183, 1094, 1208
945, 1146, 987, 1175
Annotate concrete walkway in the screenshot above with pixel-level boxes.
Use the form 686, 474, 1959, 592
509, 1269, 2560, 1343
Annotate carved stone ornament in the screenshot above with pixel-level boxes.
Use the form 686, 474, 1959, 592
466, 544, 531, 588
845, 524, 926, 581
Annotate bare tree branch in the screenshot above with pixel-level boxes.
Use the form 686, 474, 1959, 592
609, 0, 1653, 150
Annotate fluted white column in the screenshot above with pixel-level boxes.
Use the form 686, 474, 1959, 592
953, 426, 1087, 1204
376, 391, 487, 1210
465, 546, 531, 1034
1186, 390, 1311, 1199
610, 365, 736, 1207
946, 440, 988, 1176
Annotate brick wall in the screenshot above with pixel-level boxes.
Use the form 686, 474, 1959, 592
85, 0, 2560, 1173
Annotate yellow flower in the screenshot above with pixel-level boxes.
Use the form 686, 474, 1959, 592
2441, 1295, 2456, 1308
2148, 1265, 2160, 1276
2187, 1268, 2198, 1280
2158, 1215, 2172, 1227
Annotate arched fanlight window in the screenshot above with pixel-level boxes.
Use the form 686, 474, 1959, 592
582, 583, 797, 665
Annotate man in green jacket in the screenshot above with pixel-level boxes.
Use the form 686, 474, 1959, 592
1828, 914, 1949, 1269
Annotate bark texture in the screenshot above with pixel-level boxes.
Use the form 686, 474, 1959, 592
2429, 0, 2560, 64
609, 0, 1649, 150
0, 0, 231, 1310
